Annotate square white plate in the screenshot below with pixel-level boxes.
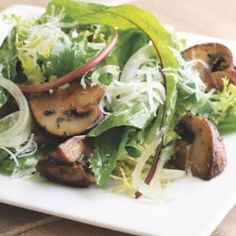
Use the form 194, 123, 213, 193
1, 4, 236, 236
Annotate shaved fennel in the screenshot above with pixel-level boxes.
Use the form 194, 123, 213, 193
0, 76, 31, 147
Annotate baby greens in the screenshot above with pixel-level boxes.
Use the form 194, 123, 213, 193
0, 0, 236, 200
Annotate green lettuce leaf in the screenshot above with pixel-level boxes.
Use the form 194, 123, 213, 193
100, 28, 148, 69
0, 28, 17, 107
47, 0, 178, 67
47, 0, 180, 185
0, 29, 17, 80
40, 34, 98, 79
218, 114, 236, 135
91, 127, 130, 186
47, 0, 179, 131
0, 150, 42, 175
89, 96, 155, 136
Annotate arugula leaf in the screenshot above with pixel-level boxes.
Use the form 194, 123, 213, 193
91, 127, 130, 186
89, 97, 155, 136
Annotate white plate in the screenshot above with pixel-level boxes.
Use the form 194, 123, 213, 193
1, 5, 236, 236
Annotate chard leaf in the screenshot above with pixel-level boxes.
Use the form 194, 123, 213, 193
91, 127, 130, 186
100, 28, 148, 69
47, 1, 178, 67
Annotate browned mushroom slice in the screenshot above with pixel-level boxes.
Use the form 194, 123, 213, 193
206, 70, 236, 91
29, 83, 104, 137
169, 139, 188, 170
36, 157, 94, 187
183, 43, 233, 73
175, 113, 226, 180
182, 43, 234, 90
50, 136, 92, 164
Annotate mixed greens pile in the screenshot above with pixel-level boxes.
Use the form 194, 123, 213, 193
0, 0, 236, 201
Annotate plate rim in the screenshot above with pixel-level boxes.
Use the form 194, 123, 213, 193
0, 4, 236, 236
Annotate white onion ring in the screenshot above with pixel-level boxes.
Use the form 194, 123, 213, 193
0, 76, 31, 147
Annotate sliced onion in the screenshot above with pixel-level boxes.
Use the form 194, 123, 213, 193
18, 28, 119, 93
132, 141, 157, 188
0, 77, 31, 147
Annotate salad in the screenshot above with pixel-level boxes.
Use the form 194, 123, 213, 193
0, 0, 236, 201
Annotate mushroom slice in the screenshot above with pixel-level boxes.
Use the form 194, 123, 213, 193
30, 83, 104, 137
169, 139, 188, 170
50, 136, 92, 164
36, 157, 94, 187
182, 43, 233, 73
175, 113, 226, 180
206, 70, 236, 91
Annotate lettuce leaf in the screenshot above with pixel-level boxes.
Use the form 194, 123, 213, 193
209, 81, 236, 134
99, 28, 148, 69
89, 93, 156, 137
47, 1, 179, 128
40, 34, 98, 79
0, 28, 17, 107
47, 0, 178, 67
0, 29, 17, 80
0, 150, 42, 176
47, 0, 180, 185
91, 127, 130, 186
218, 114, 236, 134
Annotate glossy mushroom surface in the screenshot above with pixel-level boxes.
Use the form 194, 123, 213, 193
37, 136, 94, 187
175, 113, 226, 180
206, 70, 236, 90
183, 43, 233, 73
30, 83, 104, 137
182, 43, 236, 90
37, 158, 94, 187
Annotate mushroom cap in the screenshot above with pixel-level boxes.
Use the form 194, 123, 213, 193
36, 157, 94, 187
206, 69, 236, 91
175, 113, 227, 180
30, 83, 104, 136
169, 139, 188, 171
182, 43, 235, 91
183, 43, 233, 73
